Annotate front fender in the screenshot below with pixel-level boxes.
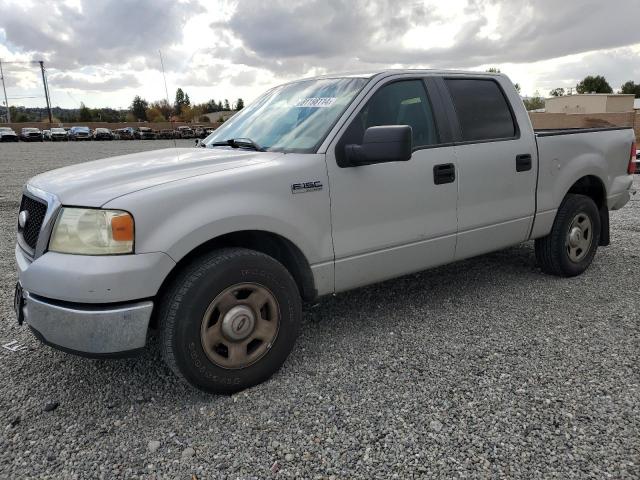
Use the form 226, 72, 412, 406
103, 155, 333, 267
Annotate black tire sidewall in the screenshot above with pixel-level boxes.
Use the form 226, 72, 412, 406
165, 250, 301, 393
556, 196, 601, 276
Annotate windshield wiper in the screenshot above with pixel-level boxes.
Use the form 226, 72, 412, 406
208, 138, 266, 152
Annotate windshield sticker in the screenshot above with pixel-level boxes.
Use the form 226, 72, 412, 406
294, 97, 336, 108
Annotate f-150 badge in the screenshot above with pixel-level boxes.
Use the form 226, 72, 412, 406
291, 181, 323, 194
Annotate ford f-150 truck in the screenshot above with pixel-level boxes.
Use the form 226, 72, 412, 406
14, 70, 636, 393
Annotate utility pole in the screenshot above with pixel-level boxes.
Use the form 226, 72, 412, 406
0, 60, 10, 123
39, 61, 52, 124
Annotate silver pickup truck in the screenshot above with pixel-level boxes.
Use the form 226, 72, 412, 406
14, 70, 636, 393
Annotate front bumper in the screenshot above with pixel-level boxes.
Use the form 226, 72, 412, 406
16, 244, 175, 303
22, 290, 153, 356
15, 243, 175, 355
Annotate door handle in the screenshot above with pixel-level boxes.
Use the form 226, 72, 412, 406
516, 154, 532, 172
433, 163, 455, 185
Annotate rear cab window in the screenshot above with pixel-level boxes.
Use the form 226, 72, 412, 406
444, 78, 517, 142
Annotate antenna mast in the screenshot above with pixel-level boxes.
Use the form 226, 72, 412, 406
158, 50, 176, 147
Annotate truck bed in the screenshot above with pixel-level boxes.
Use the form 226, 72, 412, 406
535, 126, 633, 137
534, 126, 634, 217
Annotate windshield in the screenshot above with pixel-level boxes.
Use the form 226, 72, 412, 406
203, 77, 368, 152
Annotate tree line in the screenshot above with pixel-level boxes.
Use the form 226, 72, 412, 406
5, 104, 127, 123
130, 88, 245, 123
484, 68, 640, 111
523, 75, 640, 111
2, 88, 245, 123
547, 76, 640, 98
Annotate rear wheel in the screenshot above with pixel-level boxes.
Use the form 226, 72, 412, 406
535, 194, 601, 277
158, 248, 302, 393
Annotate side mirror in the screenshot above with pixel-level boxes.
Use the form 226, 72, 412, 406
345, 125, 412, 166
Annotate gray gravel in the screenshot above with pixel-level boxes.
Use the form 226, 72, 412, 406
0, 141, 638, 479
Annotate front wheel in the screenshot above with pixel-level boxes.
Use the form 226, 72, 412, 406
158, 248, 302, 393
535, 194, 601, 277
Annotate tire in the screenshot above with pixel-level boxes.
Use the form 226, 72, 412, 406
535, 194, 601, 277
158, 247, 302, 393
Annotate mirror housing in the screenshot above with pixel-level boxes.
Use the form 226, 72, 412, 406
345, 125, 412, 166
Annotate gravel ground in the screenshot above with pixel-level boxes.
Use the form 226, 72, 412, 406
0, 141, 638, 479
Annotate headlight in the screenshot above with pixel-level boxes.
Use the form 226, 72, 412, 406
49, 208, 134, 255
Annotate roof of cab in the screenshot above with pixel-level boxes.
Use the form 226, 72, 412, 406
282, 69, 505, 85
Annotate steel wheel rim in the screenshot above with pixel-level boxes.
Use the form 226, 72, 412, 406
565, 212, 593, 263
200, 283, 280, 369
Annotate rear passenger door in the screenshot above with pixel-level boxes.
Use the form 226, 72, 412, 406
438, 76, 538, 260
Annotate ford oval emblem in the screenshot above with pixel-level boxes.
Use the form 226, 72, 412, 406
18, 210, 29, 229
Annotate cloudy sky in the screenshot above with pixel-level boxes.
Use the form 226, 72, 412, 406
0, 0, 639, 110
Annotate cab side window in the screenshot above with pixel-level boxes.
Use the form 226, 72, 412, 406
444, 78, 517, 142
343, 79, 439, 150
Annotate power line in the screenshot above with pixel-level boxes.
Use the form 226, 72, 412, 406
0, 59, 53, 123
0, 60, 41, 64
39, 61, 52, 123
0, 60, 9, 122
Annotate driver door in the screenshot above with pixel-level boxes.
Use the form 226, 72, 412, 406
325, 77, 459, 291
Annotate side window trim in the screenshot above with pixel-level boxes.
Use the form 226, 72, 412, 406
438, 76, 521, 145
335, 76, 453, 167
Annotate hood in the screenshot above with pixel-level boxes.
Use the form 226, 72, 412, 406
29, 148, 281, 206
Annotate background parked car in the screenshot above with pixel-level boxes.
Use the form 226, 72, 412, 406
50, 127, 68, 141
177, 126, 194, 138
157, 129, 175, 139
135, 127, 157, 140
117, 127, 136, 140
68, 126, 92, 141
93, 127, 114, 140
19, 128, 43, 142
633, 149, 640, 174
0, 127, 18, 142
193, 125, 208, 138
42, 129, 51, 141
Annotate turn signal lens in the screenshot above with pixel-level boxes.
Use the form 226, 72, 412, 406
111, 213, 134, 242
629, 142, 637, 174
